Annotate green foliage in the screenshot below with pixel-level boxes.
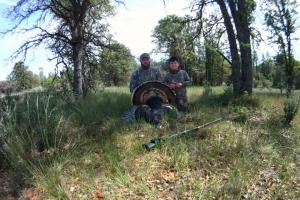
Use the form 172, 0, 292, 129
217, 86, 235, 105
283, 96, 299, 125
264, 0, 299, 95
0, 87, 299, 199
40, 72, 71, 91
205, 45, 221, 85
0, 97, 16, 168
217, 87, 260, 108
259, 55, 275, 79
253, 72, 273, 89
72, 41, 138, 94
98, 41, 136, 86
264, 0, 297, 43
6, 0, 117, 97
35, 164, 70, 199
152, 15, 186, 54
163, 140, 191, 171
231, 95, 261, 108
71, 90, 131, 135
0, 93, 75, 177
152, 14, 232, 86
202, 81, 213, 96
294, 63, 300, 89
152, 15, 206, 85
273, 63, 285, 90
233, 107, 249, 123
7, 61, 39, 91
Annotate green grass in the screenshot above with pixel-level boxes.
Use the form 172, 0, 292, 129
0, 86, 299, 199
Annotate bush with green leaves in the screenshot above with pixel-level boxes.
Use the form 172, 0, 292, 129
233, 107, 249, 123
7, 61, 40, 91
283, 96, 299, 125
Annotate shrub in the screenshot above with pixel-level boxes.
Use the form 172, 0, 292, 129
202, 81, 213, 96
218, 87, 234, 106
233, 107, 249, 123
283, 96, 299, 125
0, 93, 72, 175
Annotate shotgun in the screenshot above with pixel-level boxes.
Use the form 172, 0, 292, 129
143, 115, 237, 150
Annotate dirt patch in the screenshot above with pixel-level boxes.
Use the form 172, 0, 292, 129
0, 169, 18, 199
0, 169, 43, 200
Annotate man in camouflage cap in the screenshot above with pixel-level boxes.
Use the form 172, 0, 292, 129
129, 53, 162, 93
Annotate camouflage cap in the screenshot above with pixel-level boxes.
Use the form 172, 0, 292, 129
140, 53, 150, 60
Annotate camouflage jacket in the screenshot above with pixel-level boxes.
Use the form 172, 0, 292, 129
129, 67, 162, 93
163, 70, 192, 97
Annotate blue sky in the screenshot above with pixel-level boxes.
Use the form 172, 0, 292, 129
0, 0, 299, 81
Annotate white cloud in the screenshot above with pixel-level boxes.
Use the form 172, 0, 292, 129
108, 0, 191, 60
0, 0, 16, 6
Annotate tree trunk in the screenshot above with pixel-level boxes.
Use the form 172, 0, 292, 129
239, 35, 253, 94
217, 0, 242, 94
205, 43, 213, 84
237, 0, 253, 94
73, 43, 83, 97
286, 35, 294, 96
228, 0, 253, 94
72, 25, 84, 97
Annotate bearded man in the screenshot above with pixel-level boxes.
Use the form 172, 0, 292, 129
129, 53, 162, 93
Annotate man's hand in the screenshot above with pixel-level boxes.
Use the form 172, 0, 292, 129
168, 83, 176, 89
168, 82, 183, 89
175, 82, 183, 88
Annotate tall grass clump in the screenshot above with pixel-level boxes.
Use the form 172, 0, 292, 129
0, 96, 17, 168
0, 92, 79, 199
0, 92, 75, 176
283, 95, 299, 125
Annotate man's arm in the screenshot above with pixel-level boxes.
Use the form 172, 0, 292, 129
162, 73, 168, 84
129, 71, 137, 93
163, 74, 177, 89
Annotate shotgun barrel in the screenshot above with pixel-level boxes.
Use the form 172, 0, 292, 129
143, 116, 233, 150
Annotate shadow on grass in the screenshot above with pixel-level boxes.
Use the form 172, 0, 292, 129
191, 89, 260, 107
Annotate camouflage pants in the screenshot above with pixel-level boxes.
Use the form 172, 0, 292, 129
176, 96, 188, 112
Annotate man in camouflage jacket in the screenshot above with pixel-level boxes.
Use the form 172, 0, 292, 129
129, 53, 162, 93
163, 56, 192, 111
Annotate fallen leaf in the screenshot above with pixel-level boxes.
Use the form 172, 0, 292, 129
93, 189, 104, 200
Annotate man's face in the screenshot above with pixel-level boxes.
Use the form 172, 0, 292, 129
141, 57, 150, 68
169, 61, 180, 70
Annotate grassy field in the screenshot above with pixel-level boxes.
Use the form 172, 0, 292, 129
0, 86, 299, 200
